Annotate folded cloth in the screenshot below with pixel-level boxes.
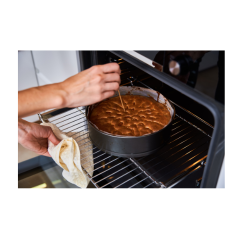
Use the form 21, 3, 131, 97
41, 123, 93, 188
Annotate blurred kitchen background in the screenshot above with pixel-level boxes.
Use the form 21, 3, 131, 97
18, 51, 80, 188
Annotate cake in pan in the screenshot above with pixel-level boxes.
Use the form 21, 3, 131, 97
89, 95, 171, 136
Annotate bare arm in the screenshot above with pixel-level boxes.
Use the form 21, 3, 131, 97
18, 63, 121, 157
18, 63, 121, 118
18, 83, 65, 118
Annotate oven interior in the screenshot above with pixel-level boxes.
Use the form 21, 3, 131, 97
38, 51, 222, 188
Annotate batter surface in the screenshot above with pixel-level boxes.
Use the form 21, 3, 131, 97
89, 95, 171, 136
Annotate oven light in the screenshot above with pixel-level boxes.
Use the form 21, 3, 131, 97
52, 180, 62, 185
31, 183, 47, 188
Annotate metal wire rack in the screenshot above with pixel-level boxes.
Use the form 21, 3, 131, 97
39, 81, 212, 188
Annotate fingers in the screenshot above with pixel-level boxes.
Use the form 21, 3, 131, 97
104, 73, 120, 83
103, 82, 120, 92
47, 128, 61, 145
101, 91, 116, 100
101, 63, 121, 74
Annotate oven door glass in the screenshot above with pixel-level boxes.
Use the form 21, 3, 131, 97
18, 156, 95, 188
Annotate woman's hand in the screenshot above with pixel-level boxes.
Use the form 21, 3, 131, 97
18, 63, 121, 118
60, 63, 121, 108
18, 119, 61, 157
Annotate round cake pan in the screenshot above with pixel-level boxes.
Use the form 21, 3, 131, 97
86, 86, 175, 158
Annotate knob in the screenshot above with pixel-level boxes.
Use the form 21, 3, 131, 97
169, 55, 193, 76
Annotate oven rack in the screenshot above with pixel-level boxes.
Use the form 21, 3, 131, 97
39, 101, 211, 188
39, 107, 159, 188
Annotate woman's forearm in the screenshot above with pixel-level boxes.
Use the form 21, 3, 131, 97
18, 82, 66, 118
18, 63, 121, 118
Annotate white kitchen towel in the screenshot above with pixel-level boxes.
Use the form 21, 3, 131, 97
41, 123, 93, 188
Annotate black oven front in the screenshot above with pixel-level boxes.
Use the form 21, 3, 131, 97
75, 50, 225, 188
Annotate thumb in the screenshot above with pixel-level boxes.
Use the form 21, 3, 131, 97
48, 131, 61, 145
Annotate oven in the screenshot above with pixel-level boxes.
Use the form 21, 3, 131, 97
35, 50, 224, 188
